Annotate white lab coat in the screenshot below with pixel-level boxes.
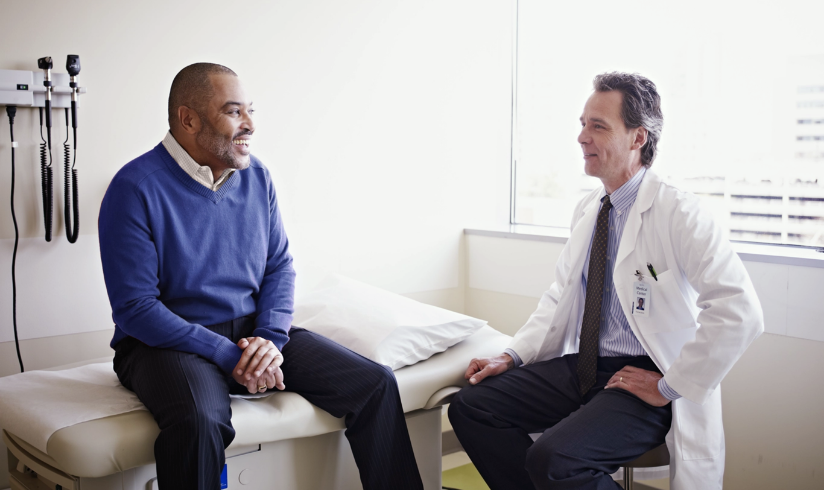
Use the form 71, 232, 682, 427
507, 169, 764, 489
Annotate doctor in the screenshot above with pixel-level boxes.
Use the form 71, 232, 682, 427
449, 72, 763, 489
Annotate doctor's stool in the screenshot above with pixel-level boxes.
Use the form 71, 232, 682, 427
622, 443, 670, 490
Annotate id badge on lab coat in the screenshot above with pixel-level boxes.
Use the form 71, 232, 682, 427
632, 281, 650, 316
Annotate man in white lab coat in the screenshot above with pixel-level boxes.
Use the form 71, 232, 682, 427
449, 72, 764, 490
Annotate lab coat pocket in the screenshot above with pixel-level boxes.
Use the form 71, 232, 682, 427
635, 270, 697, 334
675, 392, 723, 460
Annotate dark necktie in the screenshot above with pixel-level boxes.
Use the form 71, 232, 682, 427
577, 195, 612, 396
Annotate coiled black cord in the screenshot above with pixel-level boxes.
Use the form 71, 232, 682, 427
39, 107, 53, 242
63, 109, 70, 167
6, 105, 24, 373
63, 109, 79, 243
39, 110, 47, 223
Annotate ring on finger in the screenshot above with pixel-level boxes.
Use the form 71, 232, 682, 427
620, 377, 623, 383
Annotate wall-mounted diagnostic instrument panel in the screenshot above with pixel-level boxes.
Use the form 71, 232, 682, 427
2, 56, 88, 373
0, 67, 87, 107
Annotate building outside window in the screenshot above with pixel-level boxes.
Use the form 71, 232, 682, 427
511, 0, 824, 247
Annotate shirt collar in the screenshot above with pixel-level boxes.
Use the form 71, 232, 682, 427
600, 166, 646, 213
161, 131, 236, 189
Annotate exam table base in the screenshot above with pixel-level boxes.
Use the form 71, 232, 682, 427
7, 408, 443, 490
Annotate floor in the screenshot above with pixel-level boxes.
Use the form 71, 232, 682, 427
441, 451, 670, 490
442, 452, 489, 490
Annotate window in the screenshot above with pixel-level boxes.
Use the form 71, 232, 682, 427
511, 0, 824, 247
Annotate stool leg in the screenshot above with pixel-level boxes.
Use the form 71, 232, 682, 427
623, 467, 633, 490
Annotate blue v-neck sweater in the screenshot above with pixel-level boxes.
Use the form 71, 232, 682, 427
99, 143, 295, 374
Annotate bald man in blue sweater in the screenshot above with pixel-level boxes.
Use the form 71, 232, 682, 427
98, 63, 423, 490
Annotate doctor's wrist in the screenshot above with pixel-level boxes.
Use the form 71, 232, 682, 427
503, 348, 523, 368
501, 353, 515, 369
657, 378, 682, 401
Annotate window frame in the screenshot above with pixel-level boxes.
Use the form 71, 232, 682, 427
506, 0, 824, 253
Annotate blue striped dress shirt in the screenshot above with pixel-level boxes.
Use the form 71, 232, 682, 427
506, 168, 681, 400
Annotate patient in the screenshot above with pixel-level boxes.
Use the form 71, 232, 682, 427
98, 63, 423, 490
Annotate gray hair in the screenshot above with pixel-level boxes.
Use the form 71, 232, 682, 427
592, 72, 663, 167
168, 63, 237, 128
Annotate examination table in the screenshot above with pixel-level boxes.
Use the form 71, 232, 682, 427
1, 326, 511, 490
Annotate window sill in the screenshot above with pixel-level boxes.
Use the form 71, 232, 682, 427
464, 226, 824, 269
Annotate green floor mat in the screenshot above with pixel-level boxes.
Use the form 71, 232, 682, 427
441, 463, 490, 490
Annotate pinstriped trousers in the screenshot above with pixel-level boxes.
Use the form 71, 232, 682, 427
114, 317, 423, 490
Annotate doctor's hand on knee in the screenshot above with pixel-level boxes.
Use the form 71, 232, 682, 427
235, 337, 284, 383
465, 353, 515, 385
605, 365, 670, 407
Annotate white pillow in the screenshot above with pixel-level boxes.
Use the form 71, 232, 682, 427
292, 275, 487, 370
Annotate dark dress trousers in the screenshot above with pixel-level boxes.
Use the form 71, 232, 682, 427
114, 316, 423, 490
448, 354, 671, 490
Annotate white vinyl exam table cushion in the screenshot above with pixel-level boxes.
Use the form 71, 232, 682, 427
1, 326, 511, 479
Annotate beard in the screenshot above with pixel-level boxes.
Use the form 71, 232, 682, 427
196, 117, 251, 170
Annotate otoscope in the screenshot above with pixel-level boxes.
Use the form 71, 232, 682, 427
64, 55, 80, 243
37, 56, 54, 242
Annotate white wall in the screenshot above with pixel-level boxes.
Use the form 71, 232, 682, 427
0, 1, 512, 486
465, 232, 824, 490
0, 0, 512, 346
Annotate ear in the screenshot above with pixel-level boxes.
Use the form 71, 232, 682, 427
177, 106, 202, 135
630, 126, 648, 151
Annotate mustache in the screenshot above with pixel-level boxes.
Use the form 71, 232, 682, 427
233, 129, 253, 139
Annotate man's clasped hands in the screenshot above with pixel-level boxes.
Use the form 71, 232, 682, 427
232, 337, 285, 394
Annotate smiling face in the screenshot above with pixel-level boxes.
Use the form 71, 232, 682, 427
577, 90, 646, 193
194, 73, 255, 171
